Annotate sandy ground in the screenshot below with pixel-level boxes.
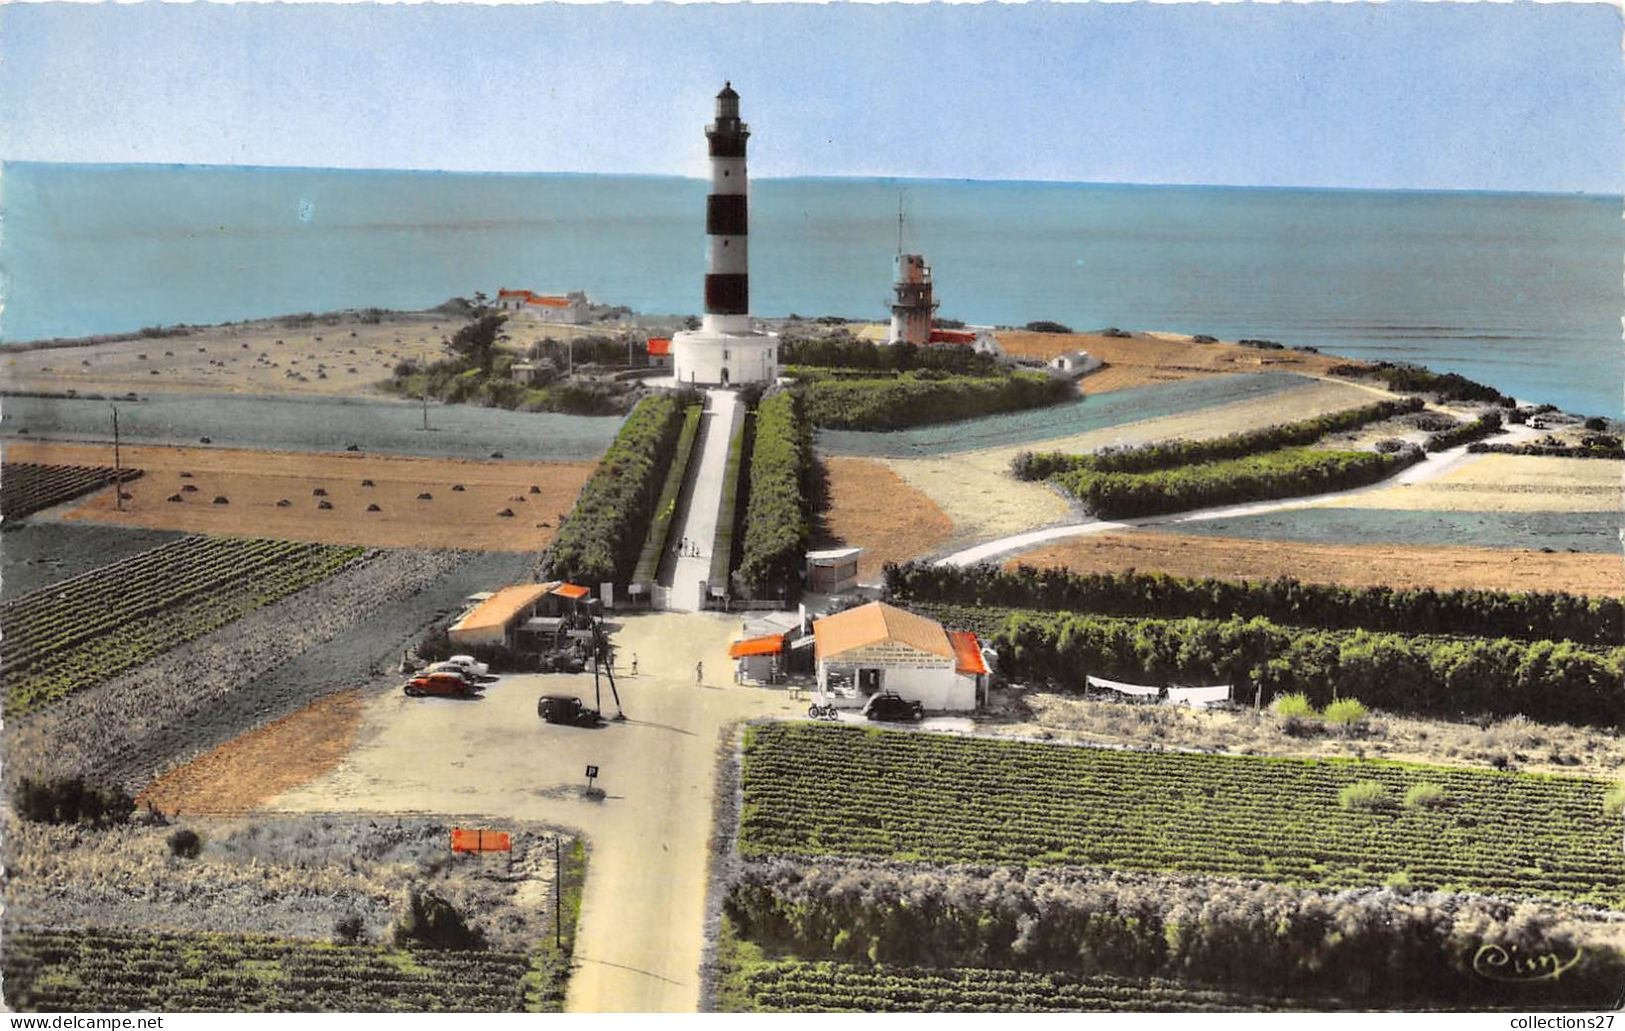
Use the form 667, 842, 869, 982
1009, 531, 1624, 596
816, 457, 955, 579
0, 311, 622, 399
994, 329, 1356, 393
269, 611, 799, 1013
6, 441, 594, 551
1323, 454, 1622, 513
137, 691, 363, 815
875, 378, 1385, 551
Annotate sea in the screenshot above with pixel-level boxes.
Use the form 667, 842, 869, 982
2, 162, 1619, 416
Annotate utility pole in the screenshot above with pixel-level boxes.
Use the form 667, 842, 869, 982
111, 405, 124, 512
554, 836, 563, 949
420, 347, 430, 431
897, 192, 905, 257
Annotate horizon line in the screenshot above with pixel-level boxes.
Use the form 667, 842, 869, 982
4, 159, 1617, 201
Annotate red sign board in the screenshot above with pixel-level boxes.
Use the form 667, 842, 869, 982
451, 828, 512, 853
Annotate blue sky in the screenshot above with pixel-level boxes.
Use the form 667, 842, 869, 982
1, 2, 1618, 193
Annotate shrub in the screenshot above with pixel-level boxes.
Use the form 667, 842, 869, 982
1337, 362, 1511, 404
779, 337, 996, 376
1373, 438, 1406, 453
802, 371, 1072, 431
1605, 783, 1625, 819
13, 775, 134, 826
1273, 693, 1316, 719
1583, 416, 1608, 431
392, 890, 484, 950
1024, 321, 1073, 334
631, 403, 703, 584
1339, 780, 1389, 810
1050, 447, 1420, 519
1425, 411, 1503, 452
543, 393, 692, 585
1323, 697, 1370, 726
1403, 783, 1449, 810
167, 828, 203, 858
736, 391, 814, 598
334, 913, 366, 944
1013, 398, 1424, 479
883, 561, 1622, 645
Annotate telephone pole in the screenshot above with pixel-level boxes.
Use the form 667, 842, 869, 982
111, 405, 124, 512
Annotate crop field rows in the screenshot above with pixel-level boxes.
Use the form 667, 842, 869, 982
2, 535, 366, 716
3, 927, 535, 1012
739, 724, 1623, 907
1, 462, 141, 519
724, 960, 1311, 1013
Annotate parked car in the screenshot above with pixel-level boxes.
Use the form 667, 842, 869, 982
404, 672, 479, 698
537, 694, 601, 727
862, 691, 925, 722
425, 662, 483, 683
439, 655, 490, 677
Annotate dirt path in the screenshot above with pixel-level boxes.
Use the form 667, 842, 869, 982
268, 611, 797, 1013
667, 391, 742, 611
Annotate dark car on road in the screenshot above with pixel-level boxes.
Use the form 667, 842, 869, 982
537, 694, 602, 727
862, 691, 925, 722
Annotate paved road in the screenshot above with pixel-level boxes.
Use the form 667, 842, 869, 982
666, 390, 742, 611
269, 610, 797, 1013
936, 427, 1540, 568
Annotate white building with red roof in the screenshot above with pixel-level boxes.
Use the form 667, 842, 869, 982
494, 288, 592, 325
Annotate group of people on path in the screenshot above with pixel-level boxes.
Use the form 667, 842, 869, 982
676, 537, 704, 559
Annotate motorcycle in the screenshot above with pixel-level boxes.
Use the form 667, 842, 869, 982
806, 702, 840, 721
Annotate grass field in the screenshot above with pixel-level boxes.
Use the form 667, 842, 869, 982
2, 927, 537, 1012
0, 461, 142, 519
739, 723, 1623, 907
1327, 454, 1621, 513
992, 329, 1357, 392
1008, 531, 1625, 596
9, 441, 594, 551
2, 534, 365, 716
1159, 508, 1619, 554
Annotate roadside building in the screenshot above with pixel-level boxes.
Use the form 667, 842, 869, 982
646, 337, 674, 370
729, 633, 785, 683
812, 601, 986, 712
449, 582, 592, 649
805, 547, 863, 594
1050, 351, 1103, 377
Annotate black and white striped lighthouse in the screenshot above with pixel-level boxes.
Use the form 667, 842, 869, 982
703, 82, 750, 331
672, 82, 778, 386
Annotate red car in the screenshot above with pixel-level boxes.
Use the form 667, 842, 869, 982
403, 672, 478, 698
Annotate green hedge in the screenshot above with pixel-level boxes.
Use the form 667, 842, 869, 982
631, 404, 703, 584
983, 607, 1623, 727
1425, 411, 1503, 452
544, 393, 690, 586
1331, 362, 1513, 405
736, 391, 814, 598
1470, 440, 1625, 460
802, 371, 1073, 431
780, 337, 997, 376
1013, 398, 1424, 479
1051, 448, 1419, 519
883, 562, 1621, 645
724, 861, 1623, 1010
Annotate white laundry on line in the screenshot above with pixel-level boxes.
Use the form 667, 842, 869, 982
1167, 685, 1232, 708
1086, 675, 1162, 698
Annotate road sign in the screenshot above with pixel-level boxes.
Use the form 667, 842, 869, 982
585, 764, 599, 778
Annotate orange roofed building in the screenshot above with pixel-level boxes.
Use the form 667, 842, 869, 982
494, 288, 592, 325
811, 601, 987, 712
449, 582, 592, 648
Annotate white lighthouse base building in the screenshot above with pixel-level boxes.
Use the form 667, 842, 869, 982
671, 315, 778, 387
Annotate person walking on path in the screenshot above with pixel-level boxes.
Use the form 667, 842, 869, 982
695, 660, 704, 684
630, 654, 638, 677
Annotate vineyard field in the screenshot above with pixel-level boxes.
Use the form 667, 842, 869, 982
720, 958, 1312, 1013
2, 535, 365, 716
1, 462, 141, 519
3, 927, 536, 1012
739, 723, 1624, 907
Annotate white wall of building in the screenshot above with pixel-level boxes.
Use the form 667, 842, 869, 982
672, 329, 779, 386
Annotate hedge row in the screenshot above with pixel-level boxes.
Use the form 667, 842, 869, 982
1330, 362, 1513, 405
711, 406, 750, 592
781, 337, 998, 376
882, 562, 1621, 645
1050, 448, 1420, 519
1470, 441, 1625, 460
987, 608, 1623, 727
724, 860, 1623, 1009
1424, 411, 1503, 452
632, 403, 704, 584
736, 391, 814, 598
802, 371, 1073, 431
1012, 398, 1424, 479
543, 392, 691, 586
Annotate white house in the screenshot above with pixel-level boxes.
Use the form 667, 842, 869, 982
812, 601, 987, 712
495, 289, 592, 325
1050, 351, 1103, 377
